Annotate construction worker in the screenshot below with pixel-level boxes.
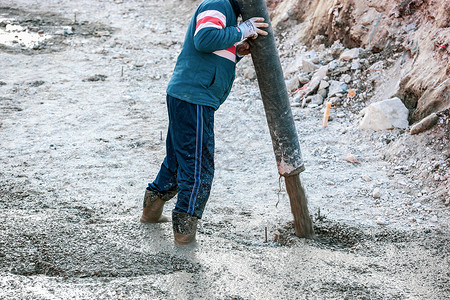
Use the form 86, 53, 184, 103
141, 0, 268, 246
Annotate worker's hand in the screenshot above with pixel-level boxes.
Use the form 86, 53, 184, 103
236, 39, 252, 57
238, 17, 269, 40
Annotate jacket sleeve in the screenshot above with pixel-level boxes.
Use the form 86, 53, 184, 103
193, 3, 242, 53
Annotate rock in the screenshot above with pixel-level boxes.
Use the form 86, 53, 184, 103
285, 76, 299, 91
318, 80, 329, 90
309, 94, 324, 105
351, 59, 361, 70
410, 113, 439, 135
376, 216, 389, 225
430, 215, 438, 223
301, 60, 319, 73
368, 61, 384, 72
243, 67, 256, 80
344, 153, 360, 164
327, 60, 339, 70
328, 80, 348, 97
292, 94, 301, 104
328, 97, 340, 105
83, 74, 107, 82
56, 27, 73, 35
341, 74, 352, 84
359, 97, 409, 130
339, 48, 360, 61
362, 175, 372, 182
330, 41, 345, 58
299, 76, 310, 84
318, 88, 328, 99
372, 188, 381, 199
285, 57, 303, 75
296, 66, 328, 98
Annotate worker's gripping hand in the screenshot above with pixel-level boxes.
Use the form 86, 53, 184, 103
236, 39, 251, 57
238, 17, 269, 40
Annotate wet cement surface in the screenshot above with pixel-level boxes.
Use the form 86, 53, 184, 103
0, 0, 449, 299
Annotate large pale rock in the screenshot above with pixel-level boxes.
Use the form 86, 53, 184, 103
359, 97, 409, 130
339, 48, 360, 61
318, 80, 329, 90
285, 56, 303, 75
286, 76, 299, 91
301, 60, 319, 73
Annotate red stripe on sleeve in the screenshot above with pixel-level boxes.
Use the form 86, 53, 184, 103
196, 16, 225, 29
226, 45, 236, 55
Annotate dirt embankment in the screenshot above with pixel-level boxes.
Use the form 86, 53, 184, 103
259, 0, 449, 203
268, 0, 449, 123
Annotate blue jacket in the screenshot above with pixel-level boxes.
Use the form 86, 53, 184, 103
166, 0, 242, 110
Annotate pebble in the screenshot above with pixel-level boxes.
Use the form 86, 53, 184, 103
292, 95, 301, 103
351, 59, 361, 70
376, 216, 389, 225
327, 60, 339, 70
372, 188, 381, 199
310, 94, 324, 105
299, 76, 310, 84
328, 80, 348, 97
361, 175, 372, 182
430, 215, 438, 223
342, 74, 352, 83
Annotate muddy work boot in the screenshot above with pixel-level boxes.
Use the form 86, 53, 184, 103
140, 189, 176, 223
172, 211, 198, 247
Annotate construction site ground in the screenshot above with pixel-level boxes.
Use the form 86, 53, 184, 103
0, 0, 448, 299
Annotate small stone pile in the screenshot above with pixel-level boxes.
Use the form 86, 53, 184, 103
285, 41, 409, 131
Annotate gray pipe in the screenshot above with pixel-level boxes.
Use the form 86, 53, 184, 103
237, 0, 304, 176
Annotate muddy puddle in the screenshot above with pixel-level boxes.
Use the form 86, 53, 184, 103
0, 7, 113, 53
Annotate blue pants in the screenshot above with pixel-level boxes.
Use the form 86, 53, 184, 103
148, 95, 215, 218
